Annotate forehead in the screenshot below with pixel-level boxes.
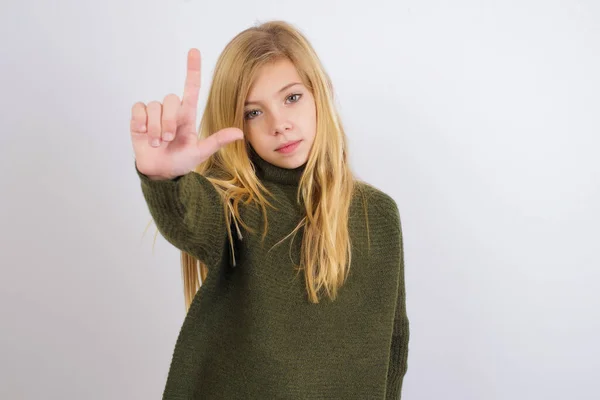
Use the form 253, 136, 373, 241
247, 58, 302, 95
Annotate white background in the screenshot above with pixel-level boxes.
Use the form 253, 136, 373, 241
1, 0, 599, 399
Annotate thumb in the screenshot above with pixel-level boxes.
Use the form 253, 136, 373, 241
196, 127, 245, 161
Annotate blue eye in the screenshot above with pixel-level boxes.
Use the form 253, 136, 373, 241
287, 93, 302, 103
245, 110, 261, 120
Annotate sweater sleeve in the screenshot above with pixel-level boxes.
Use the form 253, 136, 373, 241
134, 160, 228, 267
385, 203, 410, 400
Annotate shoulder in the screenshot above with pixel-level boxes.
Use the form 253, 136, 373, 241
353, 180, 402, 232
354, 180, 400, 218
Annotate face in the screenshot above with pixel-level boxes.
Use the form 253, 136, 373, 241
243, 58, 317, 169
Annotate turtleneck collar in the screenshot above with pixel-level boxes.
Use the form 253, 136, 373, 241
248, 144, 306, 186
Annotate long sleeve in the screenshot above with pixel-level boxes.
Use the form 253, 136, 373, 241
385, 205, 410, 400
135, 161, 229, 267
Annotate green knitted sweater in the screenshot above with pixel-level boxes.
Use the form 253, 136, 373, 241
135, 147, 409, 399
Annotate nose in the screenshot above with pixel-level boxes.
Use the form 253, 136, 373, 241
270, 111, 292, 135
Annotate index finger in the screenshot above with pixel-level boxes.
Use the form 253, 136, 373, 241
181, 48, 201, 119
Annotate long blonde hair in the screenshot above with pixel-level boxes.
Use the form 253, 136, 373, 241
146, 20, 371, 311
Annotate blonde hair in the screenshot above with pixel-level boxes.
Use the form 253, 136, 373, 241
147, 20, 371, 312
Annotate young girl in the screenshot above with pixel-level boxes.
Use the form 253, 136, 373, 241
131, 20, 409, 400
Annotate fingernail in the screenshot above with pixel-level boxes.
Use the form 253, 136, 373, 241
151, 138, 160, 147
163, 132, 174, 141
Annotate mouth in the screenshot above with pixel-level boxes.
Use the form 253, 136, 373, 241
275, 140, 302, 151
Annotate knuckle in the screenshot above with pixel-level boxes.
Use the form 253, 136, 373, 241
161, 119, 176, 133
130, 102, 146, 120
130, 120, 141, 131
164, 93, 180, 103
147, 121, 160, 136
147, 100, 162, 109
146, 102, 162, 135
147, 126, 160, 137
131, 101, 145, 113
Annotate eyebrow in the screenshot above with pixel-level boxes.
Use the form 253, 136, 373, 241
245, 82, 303, 106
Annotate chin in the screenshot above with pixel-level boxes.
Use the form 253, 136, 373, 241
276, 153, 308, 169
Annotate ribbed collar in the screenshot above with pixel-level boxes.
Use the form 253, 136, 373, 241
248, 144, 306, 186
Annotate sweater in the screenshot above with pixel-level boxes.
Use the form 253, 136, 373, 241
135, 147, 409, 399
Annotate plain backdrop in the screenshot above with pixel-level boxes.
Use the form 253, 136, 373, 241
1, 0, 599, 399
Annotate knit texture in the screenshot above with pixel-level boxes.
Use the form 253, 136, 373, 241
135, 148, 409, 399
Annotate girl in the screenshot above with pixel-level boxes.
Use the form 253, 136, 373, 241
131, 20, 409, 400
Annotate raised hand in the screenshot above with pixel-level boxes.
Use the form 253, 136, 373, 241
130, 48, 244, 180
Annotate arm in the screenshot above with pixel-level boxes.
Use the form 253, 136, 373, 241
135, 160, 229, 267
385, 204, 410, 399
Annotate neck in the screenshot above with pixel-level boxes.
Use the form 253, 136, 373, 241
248, 145, 306, 186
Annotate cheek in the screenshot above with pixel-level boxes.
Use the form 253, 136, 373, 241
242, 125, 257, 145
244, 125, 270, 151
245, 118, 267, 135
302, 103, 317, 136
297, 101, 317, 127
244, 122, 262, 138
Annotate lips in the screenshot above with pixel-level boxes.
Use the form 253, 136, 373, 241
276, 140, 301, 150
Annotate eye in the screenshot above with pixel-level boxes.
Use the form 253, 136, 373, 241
286, 93, 302, 103
244, 93, 303, 120
244, 109, 261, 120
